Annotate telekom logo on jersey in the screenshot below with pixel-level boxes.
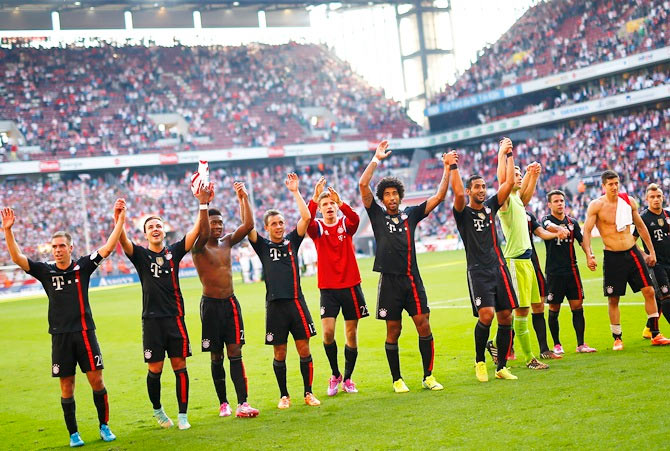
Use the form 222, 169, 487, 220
654, 229, 664, 241
473, 219, 486, 232
269, 248, 282, 261
52, 276, 65, 290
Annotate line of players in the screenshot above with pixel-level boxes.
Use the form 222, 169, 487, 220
3, 138, 670, 447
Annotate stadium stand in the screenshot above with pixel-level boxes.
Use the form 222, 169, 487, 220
429, 0, 670, 106
0, 42, 419, 162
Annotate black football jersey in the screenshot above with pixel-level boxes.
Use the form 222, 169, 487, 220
27, 252, 104, 334
454, 195, 506, 270
250, 229, 304, 301
541, 214, 583, 276
127, 238, 188, 318
635, 209, 670, 266
366, 201, 428, 275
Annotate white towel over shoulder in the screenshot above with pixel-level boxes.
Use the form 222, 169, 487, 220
615, 193, 633, 232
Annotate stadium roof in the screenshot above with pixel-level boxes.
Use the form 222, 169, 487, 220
1, 0, 402, 9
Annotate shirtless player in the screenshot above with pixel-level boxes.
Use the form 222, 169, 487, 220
582, 170, 670, 350
193, 182, 260, 418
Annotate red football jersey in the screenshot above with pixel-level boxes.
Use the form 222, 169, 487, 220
307, 200, 362, 289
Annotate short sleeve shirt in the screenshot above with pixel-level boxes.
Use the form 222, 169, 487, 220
250, 229, 304, 301
365, 201, 428, 275
635, 208, 670, 266
27, 252, 104, 334
541, 215, 583, 276
454, 195, 506, 270
127, 238, 188, 318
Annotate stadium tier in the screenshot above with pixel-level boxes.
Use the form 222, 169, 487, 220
0, 42, 419, 162
429, 0, 670, 108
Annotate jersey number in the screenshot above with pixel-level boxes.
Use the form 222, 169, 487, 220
95, 355, 103, 367
239, 329, 245, 340
360, 305, 369, 316
308, 323, 316, 334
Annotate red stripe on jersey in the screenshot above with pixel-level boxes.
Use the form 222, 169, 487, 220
350, 287, 361, 319
81, 330, 96, 373
490, 214, 505, 266
175, 316, 189, 357
629, 249, 651, 287
566, 218, 583, 300
75, 270, 88, 331
288, 243, 299, 300
229, 297, 241, 344
536, 267, 546, 295
168, 259, 184, 316
501, 268, 517, 309
293, 298, 312, 339
404, 221, 423, 315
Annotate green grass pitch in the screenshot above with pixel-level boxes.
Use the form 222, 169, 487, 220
1, 238, 669, 449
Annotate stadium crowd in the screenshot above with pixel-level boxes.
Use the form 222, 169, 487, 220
430, 0, 670, 106
2, 104, 669, 276
0, 42, 418, 162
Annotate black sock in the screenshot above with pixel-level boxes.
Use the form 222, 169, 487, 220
661, 299, 670, 325
496, 325, 513, 371
572, 308, 586, 346
273, 359, 289, 398
300, 355, 314, 396
61, 397, 78, 435
548, 309, 561, 346
474, 321, 490, 362
323, 341, 341, 378
418, 334, 434, 379
210, 359, 228, 404
229, 355, 248, 404
384, 342, 401, 381
532, 312, 550, 353
647, 315, 660, 337
92, 388, 109, 426
146, 370, 162, 410
343, 345, 358, 381
174, 368, 189, 414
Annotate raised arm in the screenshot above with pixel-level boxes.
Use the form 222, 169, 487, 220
286, 173, 311, 237
496, 139, 516, 206
1, 208, 30, 271
97, 198, 127, 258
424, 151, 457, 215
359, 140, 391, 208
328, 187, 360, 233
582, 200, 600, 271
186, 183, 213, 252
519, 162, 541, 206
451, 156, 466, 212
631, 199, 656, 267
496, 138, 510, 186
230, 182, 255, 246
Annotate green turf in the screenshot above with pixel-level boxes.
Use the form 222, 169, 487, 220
1, 237, 669, 449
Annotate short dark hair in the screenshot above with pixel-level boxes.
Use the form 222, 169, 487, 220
601, 170, 619, 184
143, 216, 163, 232
208, 208, 222, 217
375, 176, 404, 201
466, 175, 484, 189
51, 231, 72, 245
263, 209, 282, 226
547, 189, 566, 202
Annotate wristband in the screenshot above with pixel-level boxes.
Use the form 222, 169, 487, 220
199, 204, 208, 210
506, 152, 513, 158
449, 164, 458, 170
371, 156, 381, 165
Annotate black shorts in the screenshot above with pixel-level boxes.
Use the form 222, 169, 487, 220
265, 297, 316, 345
467, 266, 519, 318
376, 273, 429, 321
51, 330, 104, 378
603, 246, 653, 297
142, 317, 192, 363
200, 295, 245, 352
532, 259, 547, 298
652, 264, 670, 300
320, 284, 369, 320
546, 270, 584, 304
